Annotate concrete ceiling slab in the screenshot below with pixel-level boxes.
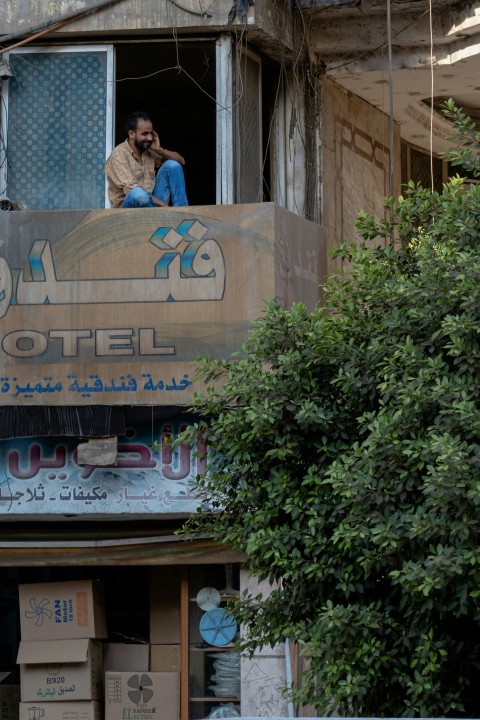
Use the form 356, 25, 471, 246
304, 0, 480, 152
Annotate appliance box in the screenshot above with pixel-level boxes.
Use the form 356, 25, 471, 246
149, 646, 180, 672
19, 701, 101, 720
18, 580, 107, 641
103, 644, 149, 673
17, 639, 103, 702
149, 568, 180, 644
104, 672, 179, 720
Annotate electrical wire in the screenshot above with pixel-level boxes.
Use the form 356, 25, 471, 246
0, 19, 72, 56
0, 0, 219, 53
167, 0, 213, 17
428, 0, 434, 190
386, 0, 394, 202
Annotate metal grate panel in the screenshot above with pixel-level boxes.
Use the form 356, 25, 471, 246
236, 52, 262, 203
6, 51, 108, 210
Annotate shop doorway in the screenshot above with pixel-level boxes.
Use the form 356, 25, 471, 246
0, 563, 241, 720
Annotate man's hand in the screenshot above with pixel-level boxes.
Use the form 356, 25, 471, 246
151, 130, 162, 154
150, 130, 185, 166
152, 195, 167, 207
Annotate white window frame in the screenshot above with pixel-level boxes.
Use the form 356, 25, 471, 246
215, 35, 234, 205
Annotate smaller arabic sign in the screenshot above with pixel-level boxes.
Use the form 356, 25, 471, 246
0, 417, 204, 516
1, 372, 193, 400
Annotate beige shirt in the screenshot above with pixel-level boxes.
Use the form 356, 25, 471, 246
105, 140, 163, 208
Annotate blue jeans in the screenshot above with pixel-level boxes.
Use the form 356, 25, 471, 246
121, 160, 189, 208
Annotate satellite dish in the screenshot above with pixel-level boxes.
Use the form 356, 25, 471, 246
196, 586, 221, 611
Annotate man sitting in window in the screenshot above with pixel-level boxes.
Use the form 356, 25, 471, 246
105, 111, 188, 208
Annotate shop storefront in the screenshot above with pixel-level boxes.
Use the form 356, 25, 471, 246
0, 408, 245, 720
0, 561, 244, 720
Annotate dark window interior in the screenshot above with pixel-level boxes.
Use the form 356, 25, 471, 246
114, 42, 217, 207
401, 142, 444, 193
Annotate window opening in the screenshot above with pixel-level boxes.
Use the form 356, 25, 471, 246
401, 141, 446, 193
261, 61, 281, 203
1, 40, 283, 210
114, 42, 216, 208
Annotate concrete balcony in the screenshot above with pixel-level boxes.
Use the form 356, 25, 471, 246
0, 203, 325, 408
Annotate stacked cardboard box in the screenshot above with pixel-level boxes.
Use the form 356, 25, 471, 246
149, 567, 181, 674
103, 645, 149, 674
102, 568, 180, 720
15, 571, 182, 720
97, 567, 180, 720
104, 671, 179, 720
149, 646, 180, 673
103, 644, 179, 720
17, 580, 107, 720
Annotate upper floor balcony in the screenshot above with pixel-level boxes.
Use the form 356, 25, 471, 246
0, 203, 325, 408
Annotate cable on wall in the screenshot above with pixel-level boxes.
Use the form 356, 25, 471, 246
386, 0, 394, 202
429, 0, 434, 190
385, 0, 395, 246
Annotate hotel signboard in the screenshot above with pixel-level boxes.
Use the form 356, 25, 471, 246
0, 203, 323, 405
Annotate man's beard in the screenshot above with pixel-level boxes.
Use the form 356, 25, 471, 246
134, 136, 151, 152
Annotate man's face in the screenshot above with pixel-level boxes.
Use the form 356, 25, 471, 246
130, 119, 154, 152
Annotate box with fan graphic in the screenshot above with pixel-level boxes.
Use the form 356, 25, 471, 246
18, 581, 107, 641
104, 672, 179, 720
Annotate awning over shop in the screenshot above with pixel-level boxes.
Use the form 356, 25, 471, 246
0, 524, 245, 566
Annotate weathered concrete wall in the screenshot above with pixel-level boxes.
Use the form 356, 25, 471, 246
1, 0, 293, 52
239, 569, 290, 717
1, 0, 230, 35
321, 77, 401, 274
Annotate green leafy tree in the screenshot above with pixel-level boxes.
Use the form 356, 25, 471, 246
441, 98, 480, 177
181, 108, 480, 716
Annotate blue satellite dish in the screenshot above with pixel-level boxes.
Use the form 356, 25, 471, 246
199, 608, 238, 646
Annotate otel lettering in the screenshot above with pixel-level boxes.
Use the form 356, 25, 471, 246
1, 328, 174, 359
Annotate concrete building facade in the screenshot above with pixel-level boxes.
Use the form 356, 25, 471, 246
0, 0, 479, 716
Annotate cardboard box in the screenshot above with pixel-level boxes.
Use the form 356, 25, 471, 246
150, 646, 180, 673
105, 672, 179, 720
0, 685, 20, 720
150, 568, 180, 644
103, 645, 149, 673
17, 640, 103, 702
18, 581, 107, 641
19, 702, 100, 720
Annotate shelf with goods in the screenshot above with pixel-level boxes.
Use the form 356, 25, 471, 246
185, 564, 241, 720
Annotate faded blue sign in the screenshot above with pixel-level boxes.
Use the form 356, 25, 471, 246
0, 418, 204, 516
